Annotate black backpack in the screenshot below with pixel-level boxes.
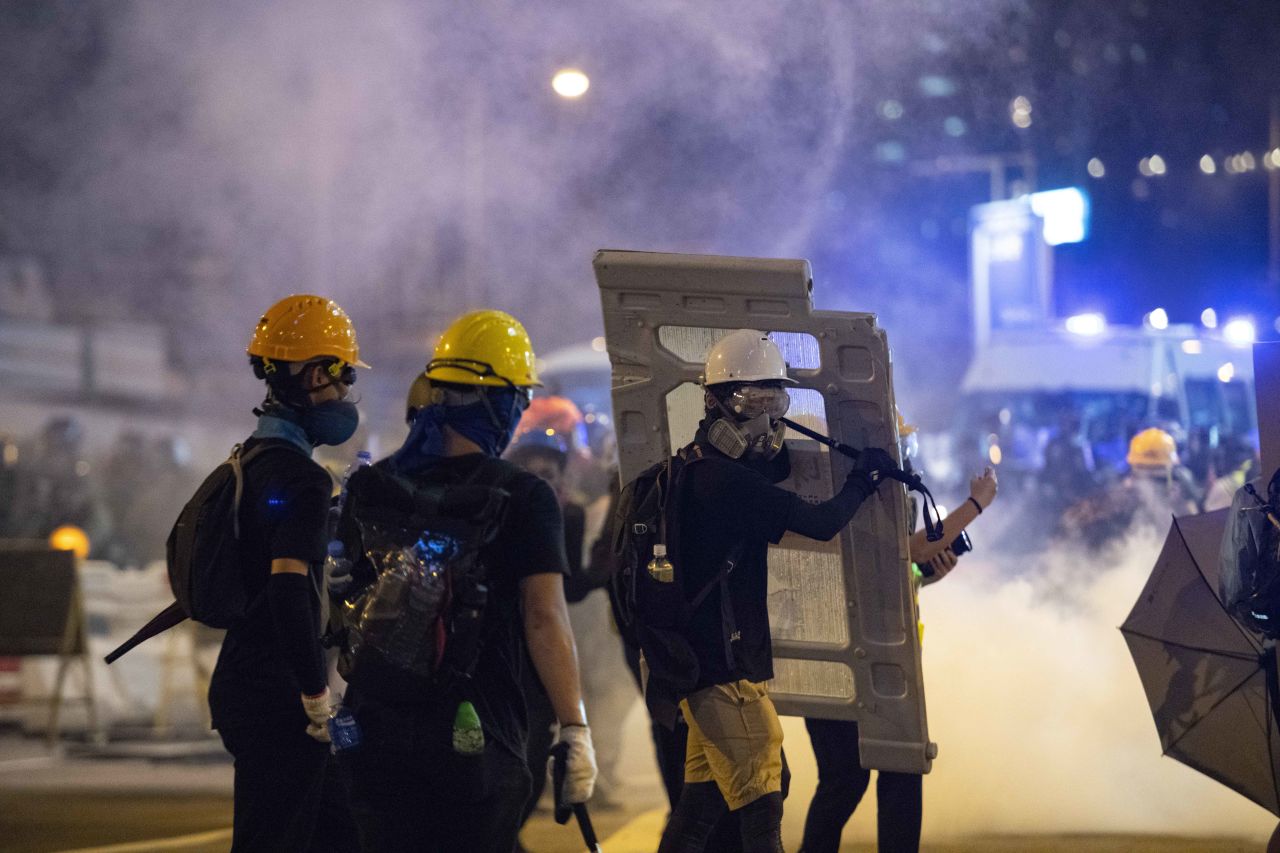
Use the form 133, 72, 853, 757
106, 440, 305, 663
328, 459, 512, 704
610, 446, 741, 726
1221, 470, 1280, 638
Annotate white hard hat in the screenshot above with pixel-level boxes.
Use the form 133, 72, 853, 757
703, 329, 797, 386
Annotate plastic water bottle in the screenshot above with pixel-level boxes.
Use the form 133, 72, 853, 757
452, 699, 485, 801
327, 702, 363, 754
452, 700, 484, 755
647, 543, 675, 583
324, 450, 372, 587
382, 541, 446, 669
327, 450, 372, 532
325, 540, 354, 595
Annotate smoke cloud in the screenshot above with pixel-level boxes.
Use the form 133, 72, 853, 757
2, 0, 1023, 383
768, 524, 1277, 845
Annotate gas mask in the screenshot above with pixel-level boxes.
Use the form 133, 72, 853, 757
706, 383, 790, 461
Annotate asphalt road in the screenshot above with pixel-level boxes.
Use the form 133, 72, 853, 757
0, 789, 1267, 853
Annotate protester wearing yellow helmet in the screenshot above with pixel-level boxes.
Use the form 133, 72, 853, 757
1126, 427, 1179, 471
1062, 426, 1199, 547
345, 309, 596, 852
210, 293, 367, 852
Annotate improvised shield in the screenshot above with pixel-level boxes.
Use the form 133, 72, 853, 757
595, 249, 934, 774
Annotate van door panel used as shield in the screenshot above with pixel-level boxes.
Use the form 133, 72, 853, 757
594, 250, 934, 774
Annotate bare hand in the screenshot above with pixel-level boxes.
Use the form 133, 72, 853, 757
925, 549, 958, 581
970, 467, 998, 510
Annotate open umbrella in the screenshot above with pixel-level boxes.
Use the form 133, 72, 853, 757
1121, 509, 1280, 816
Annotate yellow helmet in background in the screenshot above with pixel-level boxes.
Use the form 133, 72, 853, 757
425, 309, 541, 388
1127, 427, 1178, 470
247, 294, 369, 368
896, 407, 917, 438
49, 525, 90, 560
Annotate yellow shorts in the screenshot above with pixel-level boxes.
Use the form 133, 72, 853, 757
680, 679, 784, 811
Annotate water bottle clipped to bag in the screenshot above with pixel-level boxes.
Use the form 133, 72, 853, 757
325, 450, 372, 595
359, 534, 449, 674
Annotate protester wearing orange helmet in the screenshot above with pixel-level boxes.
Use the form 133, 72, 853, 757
210, 294, 367, 852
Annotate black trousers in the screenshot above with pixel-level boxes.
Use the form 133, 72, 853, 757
349, 732, 532, 853
800, 717, 921, 853
520, 682, 558, 824
218, 716, 359, 853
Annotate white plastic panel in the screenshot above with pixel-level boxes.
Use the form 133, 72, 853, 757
595, 249, 934, 773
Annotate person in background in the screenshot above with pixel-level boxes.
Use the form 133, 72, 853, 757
14, 416, 111, 556
1062, 427, 1198, 547
800, 411, 998, 853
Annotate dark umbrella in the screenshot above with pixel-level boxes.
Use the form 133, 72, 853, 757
1121, 509, 1280, 816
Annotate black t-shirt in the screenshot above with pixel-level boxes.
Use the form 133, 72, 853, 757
208, 438, 332, 729
351, 454, 569, 759
673, 449, 799, 689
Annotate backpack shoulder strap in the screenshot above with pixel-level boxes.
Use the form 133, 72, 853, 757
688, 542, 744, 611
227, 440, 312, 539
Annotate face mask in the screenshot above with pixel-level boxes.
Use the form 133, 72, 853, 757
447, 398, 521, 457
707, 411, 787, 460
301, 399, 360, 447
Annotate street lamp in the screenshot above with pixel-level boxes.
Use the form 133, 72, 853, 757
552, 69, 590, 99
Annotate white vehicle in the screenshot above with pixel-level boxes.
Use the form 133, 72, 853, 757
929, 323, 1257, 495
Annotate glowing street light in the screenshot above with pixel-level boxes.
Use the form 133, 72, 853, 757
1218, 362, 1236, 383
1201, 308, 1218, 329
1145, 307, 1169, 330
1065, 312, 1107, 337
1199, 155, 1217, 175
552, 68, 590, 99
1222, 317, 1257, 347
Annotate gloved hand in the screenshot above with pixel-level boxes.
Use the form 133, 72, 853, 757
551, 723, 597, 804
852, 446, 899, 486
301, 688, 332, 744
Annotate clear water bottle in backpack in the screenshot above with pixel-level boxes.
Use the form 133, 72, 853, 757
325, 451, 372, 595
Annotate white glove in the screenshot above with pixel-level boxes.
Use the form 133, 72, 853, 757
552, 723, 597, 804
301, 688, 332, 744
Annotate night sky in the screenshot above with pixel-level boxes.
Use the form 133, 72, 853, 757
1, 0, 1277, 412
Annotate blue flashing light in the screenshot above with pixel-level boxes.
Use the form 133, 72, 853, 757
1028, 187, 1090, 246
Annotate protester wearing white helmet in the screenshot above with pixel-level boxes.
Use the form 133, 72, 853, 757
656, 330, 899, 853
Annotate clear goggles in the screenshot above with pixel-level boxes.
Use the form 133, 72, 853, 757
724, 384, 791, 420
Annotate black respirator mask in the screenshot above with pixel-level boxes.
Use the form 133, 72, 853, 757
706, 384, 790, 461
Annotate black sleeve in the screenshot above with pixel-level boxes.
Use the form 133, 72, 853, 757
503, 473, 570, 580
265, 464, 332, 564
785, 471, 877, 541
267, 572, 327, 696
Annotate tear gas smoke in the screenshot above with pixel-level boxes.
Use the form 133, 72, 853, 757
2, 0, 1020, 376
774, 524, 1277, 844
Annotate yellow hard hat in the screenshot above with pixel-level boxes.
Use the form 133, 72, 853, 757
49, 525, 90, 560
425, 309, 541, 388
1127, 428, 1178, 469
247, 294, 369, 368
896, 407, 917, 438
